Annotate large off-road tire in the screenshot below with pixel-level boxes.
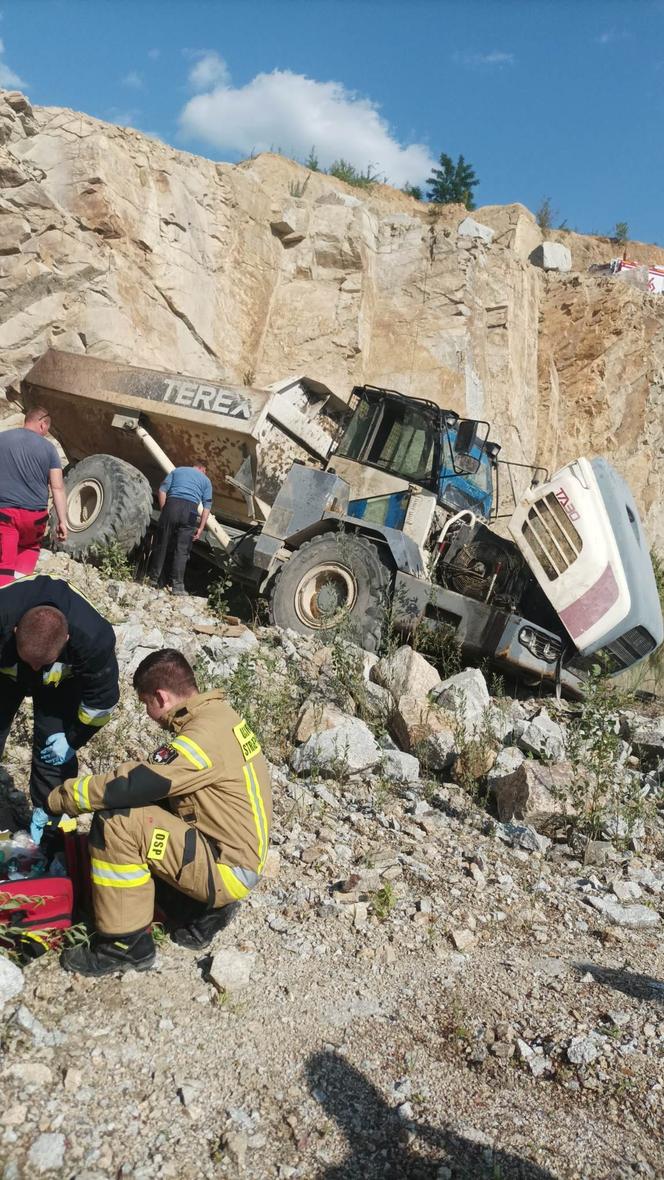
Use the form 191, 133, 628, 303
55, 454, 153, 559
269, 532, 393, 653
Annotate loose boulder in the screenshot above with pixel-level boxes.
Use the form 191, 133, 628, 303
291, 716, 381, 776
587, 896, 660, 930
518, 709, 567, 762
432, 668, 490, 736
294, 698, 351, 744
379, 748, 421, 784
458, 216, 494, 244
492, 760, 574, 824
530, 242, 572, 272
391, 696, 457, 771
371, 645, 441, 703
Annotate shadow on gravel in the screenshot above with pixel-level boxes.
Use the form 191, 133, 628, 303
574, 962, 664, 1004
306, 1051, 558, 1180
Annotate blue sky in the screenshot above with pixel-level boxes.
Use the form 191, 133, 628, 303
1, 0, 662, 243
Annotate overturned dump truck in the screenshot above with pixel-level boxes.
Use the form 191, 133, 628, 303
18, 349, 664, 696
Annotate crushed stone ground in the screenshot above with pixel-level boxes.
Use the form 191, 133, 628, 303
0, 551, 662, 1180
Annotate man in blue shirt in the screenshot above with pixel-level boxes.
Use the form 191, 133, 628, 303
148, 465, 213, 595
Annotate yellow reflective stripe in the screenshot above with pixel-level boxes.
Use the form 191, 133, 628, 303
0, 665, 18, 679
43, 662, 73, 686
243, 764, 262, 865
90, 857, 151, 887
171, 735, 212, 770
91, 876, 151, 889
216, 862, 250, 900
72, 775, 91, 813
250, 762, 269, 871
77, 703, 116, 727
243, 762, 269, 870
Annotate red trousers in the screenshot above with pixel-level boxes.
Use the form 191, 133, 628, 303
0, 506, 49, 586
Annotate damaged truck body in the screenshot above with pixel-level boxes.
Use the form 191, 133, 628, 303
17, 349, 664, 696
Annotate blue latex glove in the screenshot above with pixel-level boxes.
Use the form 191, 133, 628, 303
40, 732, 75, 766
30, 807, 50, 845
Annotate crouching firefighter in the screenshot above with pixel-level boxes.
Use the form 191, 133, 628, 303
0, 575, 119, 837
47, 649, 272, 976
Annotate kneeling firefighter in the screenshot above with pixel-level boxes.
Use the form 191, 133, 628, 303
0, 575, 119, 830
46, 648, 271, 976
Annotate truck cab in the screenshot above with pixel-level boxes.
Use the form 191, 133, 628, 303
331, 384, 493, 536
438, 426, 493, 520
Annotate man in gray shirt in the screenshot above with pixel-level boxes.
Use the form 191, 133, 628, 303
0, 406, 68, 586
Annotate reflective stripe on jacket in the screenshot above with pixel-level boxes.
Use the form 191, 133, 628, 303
48, 690, 272, 882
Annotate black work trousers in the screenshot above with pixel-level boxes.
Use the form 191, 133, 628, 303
148, 497, 197, 588
0, 680, 81, 810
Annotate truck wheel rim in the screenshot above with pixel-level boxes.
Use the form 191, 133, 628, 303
294, 562, 358, 628
67, 478, 104, 531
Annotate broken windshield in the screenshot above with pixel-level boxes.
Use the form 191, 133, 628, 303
337, 395, 438, 487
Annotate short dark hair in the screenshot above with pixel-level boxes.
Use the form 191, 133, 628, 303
133, 649, 197, 697
15, 606, 68, 666
24, 405, 51, 426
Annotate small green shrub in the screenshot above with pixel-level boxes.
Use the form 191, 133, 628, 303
535, 196, 557, 232
412, 621, 463, 679
288, 173, 311, 199
402, 182, 423, 200
370, 882, 396, 919
207, 572, 234, 619
89, 540, 132, 581
613, 221, 629, 244
328, 159, 383, 189
556, 665, 651, 843
225, 648, 309, 764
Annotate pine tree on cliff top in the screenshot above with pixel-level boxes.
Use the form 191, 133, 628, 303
427, 153, 479, 209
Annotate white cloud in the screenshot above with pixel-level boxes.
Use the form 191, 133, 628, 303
596, 28, 631, 45
179, 68, 435, 186
455, 50, 514, 68
0, 36, 25, 88
121, 70, 144, 89
106, 106, 141, 128
188, 50, 229, 91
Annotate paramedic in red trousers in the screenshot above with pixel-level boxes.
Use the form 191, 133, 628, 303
46, 648, 272, 976
0, 407, 68, 586
0, 576, 119, 844
148, 464, 212, 595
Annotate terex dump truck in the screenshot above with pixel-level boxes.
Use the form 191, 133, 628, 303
17, 350, 663, 696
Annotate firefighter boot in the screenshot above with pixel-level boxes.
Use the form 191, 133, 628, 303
170, 901, 240, 949
61, 929, 156, 976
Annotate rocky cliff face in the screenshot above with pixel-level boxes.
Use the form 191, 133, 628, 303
1, 89, 663, 544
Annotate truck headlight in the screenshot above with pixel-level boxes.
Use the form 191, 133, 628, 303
519, 627, 560, 664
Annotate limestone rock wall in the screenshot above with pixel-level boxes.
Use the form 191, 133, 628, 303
0, 89, 662, 545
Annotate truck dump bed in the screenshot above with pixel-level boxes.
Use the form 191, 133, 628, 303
19, 350, 346, 527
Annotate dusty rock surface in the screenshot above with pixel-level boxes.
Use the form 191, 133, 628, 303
0, 551, 662, 1179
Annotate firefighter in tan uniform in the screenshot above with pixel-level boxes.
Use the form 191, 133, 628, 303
46, 648, 271, 976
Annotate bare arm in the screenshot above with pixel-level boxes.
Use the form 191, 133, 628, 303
157, 489, 167, 510
49, 468, 68, 542
193, 508, 210, 542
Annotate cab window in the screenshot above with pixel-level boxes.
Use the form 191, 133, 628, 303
337, 396, 437, 486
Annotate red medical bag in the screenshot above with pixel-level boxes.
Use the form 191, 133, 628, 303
0, 876, 73, 956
